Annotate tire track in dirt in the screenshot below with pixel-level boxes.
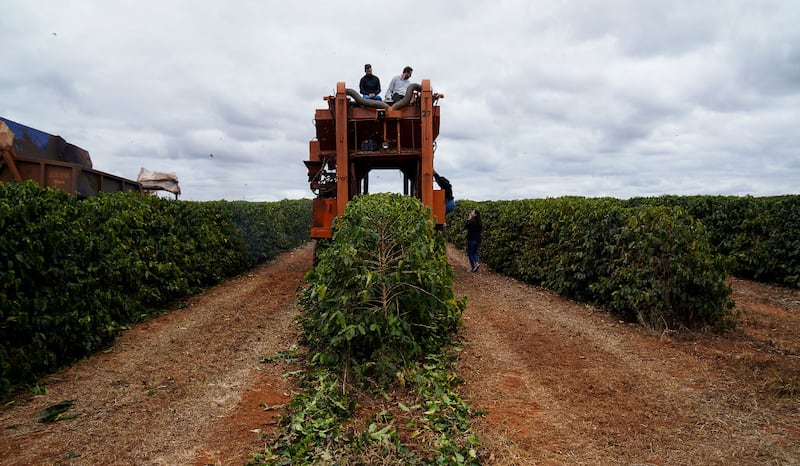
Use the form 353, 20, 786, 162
447, 244, 800, 465
0, 244, 314, 466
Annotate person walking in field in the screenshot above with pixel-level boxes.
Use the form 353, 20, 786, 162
464, 209, 482, 272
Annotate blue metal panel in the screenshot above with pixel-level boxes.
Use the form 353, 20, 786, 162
0, 116, 92, 167
0, 116, 52, 150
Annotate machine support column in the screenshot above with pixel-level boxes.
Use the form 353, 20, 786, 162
420, 80, 434, 210
335, 82, 349, 217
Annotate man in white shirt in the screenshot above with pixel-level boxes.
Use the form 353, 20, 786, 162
385, 66, 413, 103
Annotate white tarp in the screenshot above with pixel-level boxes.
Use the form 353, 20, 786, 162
137, 167, 181, 195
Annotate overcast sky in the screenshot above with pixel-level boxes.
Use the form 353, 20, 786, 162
2, 1, 798, 202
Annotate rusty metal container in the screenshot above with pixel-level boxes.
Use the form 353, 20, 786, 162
0, 116, 141, 196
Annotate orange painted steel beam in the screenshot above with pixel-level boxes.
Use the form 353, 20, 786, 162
335, 82, 349, 218
420, 79, 434, 213
306, 79, 445, 239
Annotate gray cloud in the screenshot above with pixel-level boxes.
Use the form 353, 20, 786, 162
2, 0, 798, 202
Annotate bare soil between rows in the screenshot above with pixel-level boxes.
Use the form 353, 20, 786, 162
2, 243, 799, 465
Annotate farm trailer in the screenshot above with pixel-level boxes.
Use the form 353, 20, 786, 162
304, 79, 447, 239
0, 116, 142, 197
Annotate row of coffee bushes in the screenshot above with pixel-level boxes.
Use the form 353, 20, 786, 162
445, 197, 734, 330
253, 194, 478, 463
210, 199, 312, 267
623, 195, 800, 288
299, 193, 465, 381
0, 182, 311, 398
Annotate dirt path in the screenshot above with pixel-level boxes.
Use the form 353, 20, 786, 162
2, 242, 799, 465
0, 245, 311, 465
449, 245, 800, 464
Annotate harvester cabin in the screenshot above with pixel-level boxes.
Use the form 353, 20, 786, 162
305, 80, 445, 239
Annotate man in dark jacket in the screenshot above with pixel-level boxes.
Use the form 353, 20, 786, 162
359, 64, 382, 100
433, 171, 455, 213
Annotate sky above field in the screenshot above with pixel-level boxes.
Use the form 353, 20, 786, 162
2, 1, 798, 202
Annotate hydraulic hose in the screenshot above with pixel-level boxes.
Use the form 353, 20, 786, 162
345, 83, 423, 110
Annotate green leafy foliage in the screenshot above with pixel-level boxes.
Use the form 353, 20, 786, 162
254, 194, 478, 464
210, 199, 312, 266
625, 195, 800, 288
445, 197, 734, 330
252, 369, 353, 463
401, 354, 482, 465
608, 206, 734, 328
0, 182, 311, 399
38, 399, 76, 423
252, 353, 481, 465
299, 193, 465, 383
0, 183, 90, 394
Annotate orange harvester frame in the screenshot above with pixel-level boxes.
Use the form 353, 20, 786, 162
304, 79, 445, 239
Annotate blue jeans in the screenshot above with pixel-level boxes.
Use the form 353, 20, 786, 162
445, 199, 455, 214
467, 240, 480, 268
362, 94, 382, 100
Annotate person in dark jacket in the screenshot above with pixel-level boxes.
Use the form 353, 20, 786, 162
433, 171, 455, 214
464, 209, 482, 272
359, 64, 382, 100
